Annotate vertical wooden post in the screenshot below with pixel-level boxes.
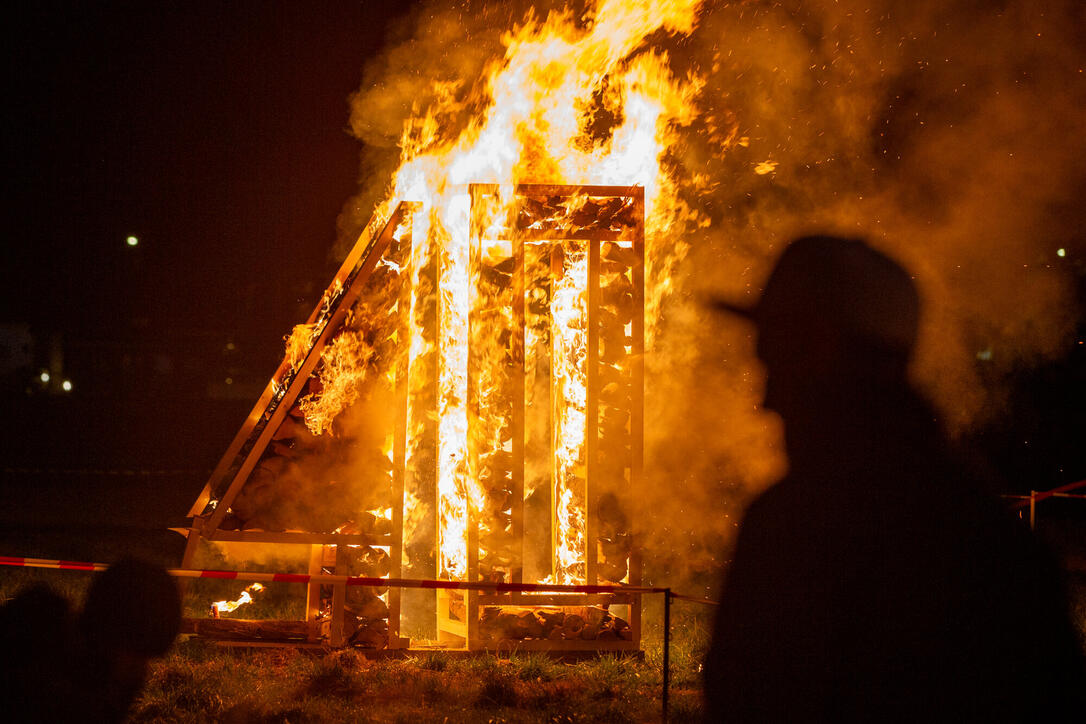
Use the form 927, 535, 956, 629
631, 189, 646, 651
305, 544, 324, 642
465, 188, 482, 649
329, 577, 346, 647
178, 530, 201, 598
586, 239, 600, 586
511, 234, 526, 587
662, 589, 672, 722
1030, 490, 1036, 531
389, 220, 412, 648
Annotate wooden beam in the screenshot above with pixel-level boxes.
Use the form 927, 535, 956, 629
189, 204, 405, 518
201, 202, 417, 536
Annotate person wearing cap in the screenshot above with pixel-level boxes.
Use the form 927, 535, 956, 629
702, 236, 1083, 722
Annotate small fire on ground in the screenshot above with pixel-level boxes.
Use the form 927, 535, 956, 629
211, 583, 265, 618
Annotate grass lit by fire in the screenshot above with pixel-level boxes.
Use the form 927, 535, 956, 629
2, 524, 1084, 722
134, 638, 705, 723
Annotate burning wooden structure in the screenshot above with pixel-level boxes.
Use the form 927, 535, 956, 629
181, 184, 644, 652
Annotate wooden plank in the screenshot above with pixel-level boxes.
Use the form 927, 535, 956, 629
463, 183, 641, 198
304, 545, 324, 633
629, 187, 645, 653
330, 580, 346, 647
511, 234, 525, 588
515, 228, 636, 242
389, 215, 413, 645
205, 528, 394, 546
513, 184, 642, 198
183, 618, 319, 641
474, 638, 640, 652
476, 592, 639, 606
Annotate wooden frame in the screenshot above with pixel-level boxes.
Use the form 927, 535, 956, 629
436, 184, 645, 651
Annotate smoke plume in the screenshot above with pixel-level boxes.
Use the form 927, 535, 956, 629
335, 0, 1086, 586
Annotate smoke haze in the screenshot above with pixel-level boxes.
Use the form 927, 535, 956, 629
336, 0, 1086, 585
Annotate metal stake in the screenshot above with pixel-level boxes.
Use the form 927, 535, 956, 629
663, 588, 671, 722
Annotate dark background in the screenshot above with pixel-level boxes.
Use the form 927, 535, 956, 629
0, 1, 413, 543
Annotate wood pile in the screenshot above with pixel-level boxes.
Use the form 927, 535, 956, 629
515, 194, 639, 236
469, 235, 521, 585
595, 240, 637, 584
478, 606, 633, 642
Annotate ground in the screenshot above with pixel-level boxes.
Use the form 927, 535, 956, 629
2, 521, 1084, 723
0, 525, 708, 723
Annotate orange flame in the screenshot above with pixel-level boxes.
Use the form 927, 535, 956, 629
281, 0, 706, 585
211, 582, 264, 615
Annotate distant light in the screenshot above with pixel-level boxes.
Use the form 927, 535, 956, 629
225, 342, 236, 351
225, 377, 234, 385
40, 370, 50, 383
1057, 247, 1066, 257
61, 379, 72, 392
126, 235, 139, 247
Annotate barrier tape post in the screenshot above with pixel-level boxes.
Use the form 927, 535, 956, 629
663, 588, 672, 723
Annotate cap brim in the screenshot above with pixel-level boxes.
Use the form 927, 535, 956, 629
704, 295, 759, 322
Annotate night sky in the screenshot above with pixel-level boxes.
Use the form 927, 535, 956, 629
0, 1, 415, 531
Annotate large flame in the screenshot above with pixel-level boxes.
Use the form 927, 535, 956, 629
396, 0, 705, 584
295, 0, 706, 585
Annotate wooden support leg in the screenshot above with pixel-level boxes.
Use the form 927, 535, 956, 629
178, 531, 201, 598
305, 544, 324, 642
330, 580, 347, 647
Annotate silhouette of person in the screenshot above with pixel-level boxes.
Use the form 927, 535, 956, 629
0, 583, 77, 722
75, 557, 182, 722
703, 236, 1084, 722
0, 557, 181, 723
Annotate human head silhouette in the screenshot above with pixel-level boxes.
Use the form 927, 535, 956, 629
80, 557, 181, 657
715, 236, 921, 444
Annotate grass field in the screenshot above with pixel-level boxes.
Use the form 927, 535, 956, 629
3, 522, 1085, 723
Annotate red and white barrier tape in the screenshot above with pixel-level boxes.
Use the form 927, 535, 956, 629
0, 555, 678, 597
1009, 478, 1086, 510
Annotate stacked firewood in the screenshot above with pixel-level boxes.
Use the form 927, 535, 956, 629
478, 605, 633, 642
521, 243, 554, 581
332, 544, 393, 649
595, 241, 637, 583
515, 194, 639, 236
470, 247, 521, 584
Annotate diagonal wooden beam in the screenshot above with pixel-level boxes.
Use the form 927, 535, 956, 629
195, 201, 419, 536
